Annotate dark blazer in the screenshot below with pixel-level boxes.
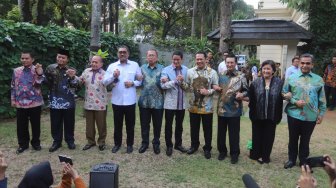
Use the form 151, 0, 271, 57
248, 76, 284, 124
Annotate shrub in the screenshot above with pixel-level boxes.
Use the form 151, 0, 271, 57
0, 20, 138, 118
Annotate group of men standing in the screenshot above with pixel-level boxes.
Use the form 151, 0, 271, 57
10, 46, 330, 167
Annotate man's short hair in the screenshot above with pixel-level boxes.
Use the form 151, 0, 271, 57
292, 57, 300, 62
225, 53, 237, 62
21, 50, 34, 58
172, 51, 183, 59
300, 53, 314, 62
118, 45, 130, 53
147, 49, 158, 56
332, 53, 336, 58
196, 51, 207, 59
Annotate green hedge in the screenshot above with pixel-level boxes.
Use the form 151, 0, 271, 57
0, 19, 138, 118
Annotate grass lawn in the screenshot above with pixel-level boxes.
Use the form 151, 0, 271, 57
1, 100, 336, 187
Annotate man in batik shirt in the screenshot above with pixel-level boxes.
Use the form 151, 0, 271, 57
323, 54, 336, 111
11, 51, 44, 154
185, 51, 219, 159
160, 51, 189, 156
80, 55, 108, 151
44, 49, 80, 152
138, 49, 164, 154
217, 53, 249, 164
283, 53, 326, 169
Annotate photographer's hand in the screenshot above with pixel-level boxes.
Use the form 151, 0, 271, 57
323, 155, 336, 184
62, 163, 79, 180
298, 165, 317, 188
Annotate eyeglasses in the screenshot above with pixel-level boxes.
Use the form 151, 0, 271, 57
300, 62, 311, 65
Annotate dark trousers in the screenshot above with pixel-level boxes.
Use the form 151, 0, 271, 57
287, 115, 316, 164
325, 85, 336, 107
165, 109, 185, 148
217, 116, 240, 156
50, 108, 75, 145
112, 104, 135, 146
139, 107, 163, 146
16, 106, 41, 147
250, 119, 276, 162
189, 113, 213, 151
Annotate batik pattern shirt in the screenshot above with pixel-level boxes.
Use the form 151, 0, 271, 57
323, 64, 336, 88
217, 70, 249, 117
80, 68, 108, 111
160, 64, 188, 110
138, 63, 164, 109
11, 65, 44, 108
44, 64, 80, 109
186, 66, 218, 114
283, 71, 326, 121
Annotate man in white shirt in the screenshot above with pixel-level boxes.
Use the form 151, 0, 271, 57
103, 45, 142, 154
285, 57, 300, 79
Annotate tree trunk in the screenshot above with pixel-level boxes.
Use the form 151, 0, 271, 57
90, 0, 102, 52
200, 13, 204, 39
102, 0, 107, 32
36, 0, 45, 25
108, 0, 114, 32
219, 0, 232, 53
191, 0, 197, 37
161, 18, 171, 40
18, 0, 33, 22
114, 0, 119, 35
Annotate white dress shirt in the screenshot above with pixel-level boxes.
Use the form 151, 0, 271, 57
103, 60, 142, 105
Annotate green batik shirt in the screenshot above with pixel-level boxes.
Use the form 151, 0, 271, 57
282, 71, 326, 121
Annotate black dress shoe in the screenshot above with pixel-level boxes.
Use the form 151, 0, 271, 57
231, 155, 239, 164
32, 145, 42, 151
82, 144, 95, 151
174, 145, 187, 153
284, 160, 296, 169
16, 146, 28, 154
138, 145, 148, 153
153, 145, 160, 154
187, 147, 198, 155
111, 145, 120, 153
166, 147, 173, 156
98, 145, 106, 151
127, 146, 133, 154
218, 153, 227, 161
204, 150, 211, 159
68, 143, 76, 150
49, 143, 61, 152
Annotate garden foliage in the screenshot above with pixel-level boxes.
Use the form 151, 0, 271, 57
0, 20, 138, 118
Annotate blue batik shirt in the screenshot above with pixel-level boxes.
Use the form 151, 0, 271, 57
138, 63, 164, 109
283, 71, 326, 121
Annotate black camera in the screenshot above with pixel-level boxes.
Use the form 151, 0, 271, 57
306, 156, 327, 168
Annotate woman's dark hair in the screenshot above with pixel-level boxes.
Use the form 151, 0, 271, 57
261, 60, 276, 73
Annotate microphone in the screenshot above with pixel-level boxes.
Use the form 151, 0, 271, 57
242, 174, 260, 188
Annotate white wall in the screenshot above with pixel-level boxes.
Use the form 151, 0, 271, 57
259, 45, 283, 63
260, 0, 287, 9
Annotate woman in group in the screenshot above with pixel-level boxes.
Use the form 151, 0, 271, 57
248, 60, 290, 164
